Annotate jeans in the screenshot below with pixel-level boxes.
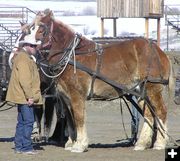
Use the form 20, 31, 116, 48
131, 96, 140, 143
14, 104, 34, 152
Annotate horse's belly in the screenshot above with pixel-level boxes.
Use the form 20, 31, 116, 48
93, 81, 120, 99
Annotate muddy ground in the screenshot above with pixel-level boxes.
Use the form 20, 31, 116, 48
0, 52, 180, 161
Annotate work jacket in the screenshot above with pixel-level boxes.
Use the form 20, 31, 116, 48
6, 49, 43, 105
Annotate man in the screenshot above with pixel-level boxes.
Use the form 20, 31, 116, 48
6, 38, 43, 155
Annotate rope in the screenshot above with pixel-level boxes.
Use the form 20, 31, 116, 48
0, 101, 16, 112
0, 101, 7, 108
119, 98, 129, 139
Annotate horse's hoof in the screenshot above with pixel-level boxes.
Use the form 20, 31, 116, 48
153, 145, 165, 150
65, 143, 73, 151
65, 138, 74, 151
70, 143, 88, 153
31, 135, 41, 143
71, 146, 87, 153
134, 145, 146, 151
174, 96, 180, 105
65, 146, 72, 151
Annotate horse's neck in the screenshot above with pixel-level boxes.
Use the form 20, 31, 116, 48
54, 21, 75, 49
53, 21, 95, 52
78, 37, 95, 51
48, 20, 96, 62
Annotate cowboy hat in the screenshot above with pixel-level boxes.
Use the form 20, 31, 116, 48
19, 38, 41, 46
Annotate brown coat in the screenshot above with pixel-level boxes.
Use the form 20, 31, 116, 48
6, 49, 43, 105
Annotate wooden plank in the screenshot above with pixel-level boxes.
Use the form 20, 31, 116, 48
97, 0, 164, 18
0, 13, 24, 18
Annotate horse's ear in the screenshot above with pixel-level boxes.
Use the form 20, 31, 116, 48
19, 21, 26, 27
49, 10, 54, 18
19, 21, 29, 32
44, 8, 51, 15
19, 22, 29, 32
43, 8, 54, 18
36, 11, 41, 15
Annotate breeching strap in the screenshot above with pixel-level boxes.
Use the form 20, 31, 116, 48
68, 60, 165, 101
87, 43, 103, 99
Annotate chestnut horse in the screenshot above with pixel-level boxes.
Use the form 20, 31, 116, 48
18, 10, 174, 153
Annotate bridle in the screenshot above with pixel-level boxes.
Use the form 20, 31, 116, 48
25, 16, 87, 79
37, 22, 55, 49
37, 33, 81, 79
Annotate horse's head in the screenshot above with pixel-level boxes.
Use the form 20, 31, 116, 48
18, 12, 43, 46
16, 9, 60, 60
34, 9, 55, 50
11, 12, 43, 49
37, 9, 78, 48
28, 8, 79, 63
9, 12, 44, 68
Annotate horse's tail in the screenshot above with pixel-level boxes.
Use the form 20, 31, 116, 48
167, 55, 175, 100
56, 90, 77, 142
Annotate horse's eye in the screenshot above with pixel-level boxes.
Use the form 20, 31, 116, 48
39, 30, 44, 34
28, 29, 31, 34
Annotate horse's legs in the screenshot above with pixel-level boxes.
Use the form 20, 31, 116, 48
134, 84, 167, 150
32, 106, 43, 142
65, 123, 88, 153
150, 87, 168, 150
134, 100, 154, 150
65, 94, 88, 153
153, 119, 168, 150
71, 121, 88, 152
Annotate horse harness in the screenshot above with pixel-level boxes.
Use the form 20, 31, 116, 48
38, 33, 169, 105
87, 43, 104, 99
36, 33, 175, 142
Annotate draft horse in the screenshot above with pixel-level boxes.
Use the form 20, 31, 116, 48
20, 9, 173, 152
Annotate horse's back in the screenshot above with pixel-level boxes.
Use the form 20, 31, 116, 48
101, 38, 170, 81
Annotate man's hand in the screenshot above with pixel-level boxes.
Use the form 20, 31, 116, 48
27, 98, 34, 106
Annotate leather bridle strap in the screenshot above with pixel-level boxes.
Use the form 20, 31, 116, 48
87, 43, 103, 99
41, 22, 54, 49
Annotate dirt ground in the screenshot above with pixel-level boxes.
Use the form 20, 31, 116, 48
0, 53, 180, 161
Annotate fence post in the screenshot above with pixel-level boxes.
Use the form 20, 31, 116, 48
2, 50, 7, 81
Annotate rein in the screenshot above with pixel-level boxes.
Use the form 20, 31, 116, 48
37, 31, 169, 101
35, 20, 178, 146
41, 22, 55, 49
67, 59, 179, 146
0, 101, 16, 112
